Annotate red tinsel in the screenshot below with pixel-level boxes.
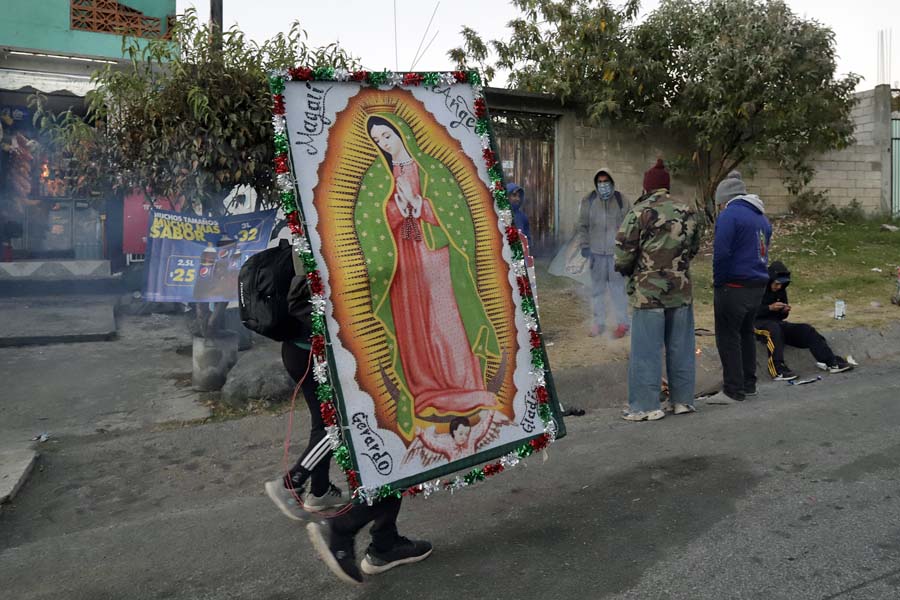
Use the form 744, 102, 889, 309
483, 463, 504, 477
494, 181, 504, 191
530, 434, 550, 452
403, 73, 424, 86
405, 486, 422, 497
516, 275, 531, 297
452, 71, 468, 83
286, 211, 303, 235
346, 470, 360, 489
320, 402, 337, 426
288, 67, 313, 81
311, 335, 326, 358
536, 386, 549, 404
482, 148, 497, 167
530, 330, 542, 349
505, 227, 519, 245
273, 95, 285, 115
274, 155, 289, 174
307, 270, 324, 296
351, 70, 368, 82
474, 98, 487, 118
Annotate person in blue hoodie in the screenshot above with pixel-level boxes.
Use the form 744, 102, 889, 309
707, 171, 772, 403
506, 183, 531, 248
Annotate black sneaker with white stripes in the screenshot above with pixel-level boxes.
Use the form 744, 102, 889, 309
360, 537, 433, 575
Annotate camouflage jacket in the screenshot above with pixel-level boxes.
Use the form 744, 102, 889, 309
614, 189, 702, 309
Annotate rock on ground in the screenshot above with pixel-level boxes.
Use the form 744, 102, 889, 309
221, 342, 294, 408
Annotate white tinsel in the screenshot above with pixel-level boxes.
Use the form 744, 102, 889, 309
292, 235, 311, 256
439, 72, 456, 86
355, 487, 379, 506
544, 420, 559, 441
531, 369, 547, 388
513, 260, 528, 277
500, 453, 521, 469
276, 173, 294, 191
269, 68, 289, 79
448, 476, 466, 493
325, 425, 341, 449
272, 116, 286, 134
421, 479, 442, 498
497, 209, 513, 227
387, 72, 403, 87
479, 133, 492, 149
310, 294, 326, 313
523, 313, 539, 332
312, 357, 329, 384
472, 84, 484, 96
333, 68, 350, 82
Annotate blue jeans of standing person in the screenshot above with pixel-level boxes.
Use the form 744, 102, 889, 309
628, 305, 696, 412
590, 253, 629, 327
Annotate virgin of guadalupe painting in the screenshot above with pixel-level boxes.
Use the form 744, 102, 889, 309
282, 81, 561, 490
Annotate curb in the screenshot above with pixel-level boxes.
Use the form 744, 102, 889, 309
0, 447, 38, 506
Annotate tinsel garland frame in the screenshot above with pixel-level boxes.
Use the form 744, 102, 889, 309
269, 68, 563, 505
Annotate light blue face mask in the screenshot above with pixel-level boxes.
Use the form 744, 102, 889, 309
596, 181, 614, 200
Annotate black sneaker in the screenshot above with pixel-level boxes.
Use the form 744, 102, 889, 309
774, 365, 797, 381
828, 358, 853, 374
360, 536, 433, 575
744, 385, 758, 397
306, 521, 363, 585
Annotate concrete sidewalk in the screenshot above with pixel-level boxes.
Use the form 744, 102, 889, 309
0, 445, 37, 505
0, 296, 118, 347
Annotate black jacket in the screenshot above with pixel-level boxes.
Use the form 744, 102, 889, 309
756, 260, 791, 321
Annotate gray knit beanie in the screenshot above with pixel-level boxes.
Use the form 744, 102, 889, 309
715, 171, 748, 205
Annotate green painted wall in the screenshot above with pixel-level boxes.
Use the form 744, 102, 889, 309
0, 0, 176, 59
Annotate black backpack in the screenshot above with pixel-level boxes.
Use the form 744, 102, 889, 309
238, 239, 310, 341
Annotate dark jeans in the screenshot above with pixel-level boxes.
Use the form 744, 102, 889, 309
331, 496, 402, 552
281, 341, 330, 496
714, 286, 765, 398
754, 320, 837, 377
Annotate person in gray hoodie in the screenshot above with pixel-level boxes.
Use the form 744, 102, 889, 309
576, 168, 631, 338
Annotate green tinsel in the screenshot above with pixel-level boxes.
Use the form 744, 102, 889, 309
311, 313, 326, 334
368, 70, 389, 86
279, 191, 297, 213
493, 189, 508, 204
512, 245, 524, 261
475, 119, 490, 135
521, 297, 536, 316
464, 468, 486, 485
314, 66, 335, 80
531, 353, 545, 371
378, 485, 402, 500
316, 383, 334, 401
302, 253, 317, 272
423, 72, 440, 87
467, 71, 482, 86
488, 164, 503, 180
334, 445, 352, 469
269, 75, 285, 95
539, 403, 553, 422
517, 444, 534, 459
495, 197, 511, 211
274, 133, 289, 154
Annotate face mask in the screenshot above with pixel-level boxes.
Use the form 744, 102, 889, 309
596, 181, 614, 200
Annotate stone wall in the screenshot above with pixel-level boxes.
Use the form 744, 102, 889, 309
486, 85, 894, 241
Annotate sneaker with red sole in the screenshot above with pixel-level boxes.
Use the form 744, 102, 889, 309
613, 324, 630, 339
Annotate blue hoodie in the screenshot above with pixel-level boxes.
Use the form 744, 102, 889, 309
506, 183, 531, 246
713, 195, 772, 287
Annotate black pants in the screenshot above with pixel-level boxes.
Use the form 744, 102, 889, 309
714, 286, 765, 398
754, 320, 837, 377
331, 496, 402, 551
281, 341, 331, 496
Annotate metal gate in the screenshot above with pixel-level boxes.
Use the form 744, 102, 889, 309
893, 117, 900, 217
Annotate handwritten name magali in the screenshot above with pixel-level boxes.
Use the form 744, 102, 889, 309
293, 83, 332, 156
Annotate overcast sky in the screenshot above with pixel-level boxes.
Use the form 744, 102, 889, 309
177, 0, 898, 90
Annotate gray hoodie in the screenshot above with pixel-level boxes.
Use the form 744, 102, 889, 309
576, 167, 631, 255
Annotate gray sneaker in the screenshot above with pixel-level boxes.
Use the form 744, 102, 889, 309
673, 403, 696, 415
703, 391, 742, 405
304, 483, 348, 512
621, 409, 666, 422
264, 478, 308, 521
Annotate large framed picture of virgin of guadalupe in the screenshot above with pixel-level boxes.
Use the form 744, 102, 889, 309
271, 70, 565, 501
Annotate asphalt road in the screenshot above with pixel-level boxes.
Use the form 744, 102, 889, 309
2, 360, 899, 600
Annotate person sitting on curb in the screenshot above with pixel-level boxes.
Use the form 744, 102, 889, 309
754, 260, 853, 380
615, 159, 702, 421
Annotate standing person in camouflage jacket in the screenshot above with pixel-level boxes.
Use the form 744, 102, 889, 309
614, 160, 702, 421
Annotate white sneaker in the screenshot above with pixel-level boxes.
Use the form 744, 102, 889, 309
703, 391, 741, 405
660, 400, 674, 414
304, 483, 348, 511
621, 409, 666, 422
264, 479, 308, 521
673, 403, 696, 415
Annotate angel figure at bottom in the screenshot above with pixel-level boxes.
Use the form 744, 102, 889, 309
402, 410, 513, 467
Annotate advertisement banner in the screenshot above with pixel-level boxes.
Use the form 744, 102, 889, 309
143, 209, 276, 303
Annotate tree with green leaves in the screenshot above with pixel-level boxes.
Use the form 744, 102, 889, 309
451, 0, 860, 220
35, 8, 358, 215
